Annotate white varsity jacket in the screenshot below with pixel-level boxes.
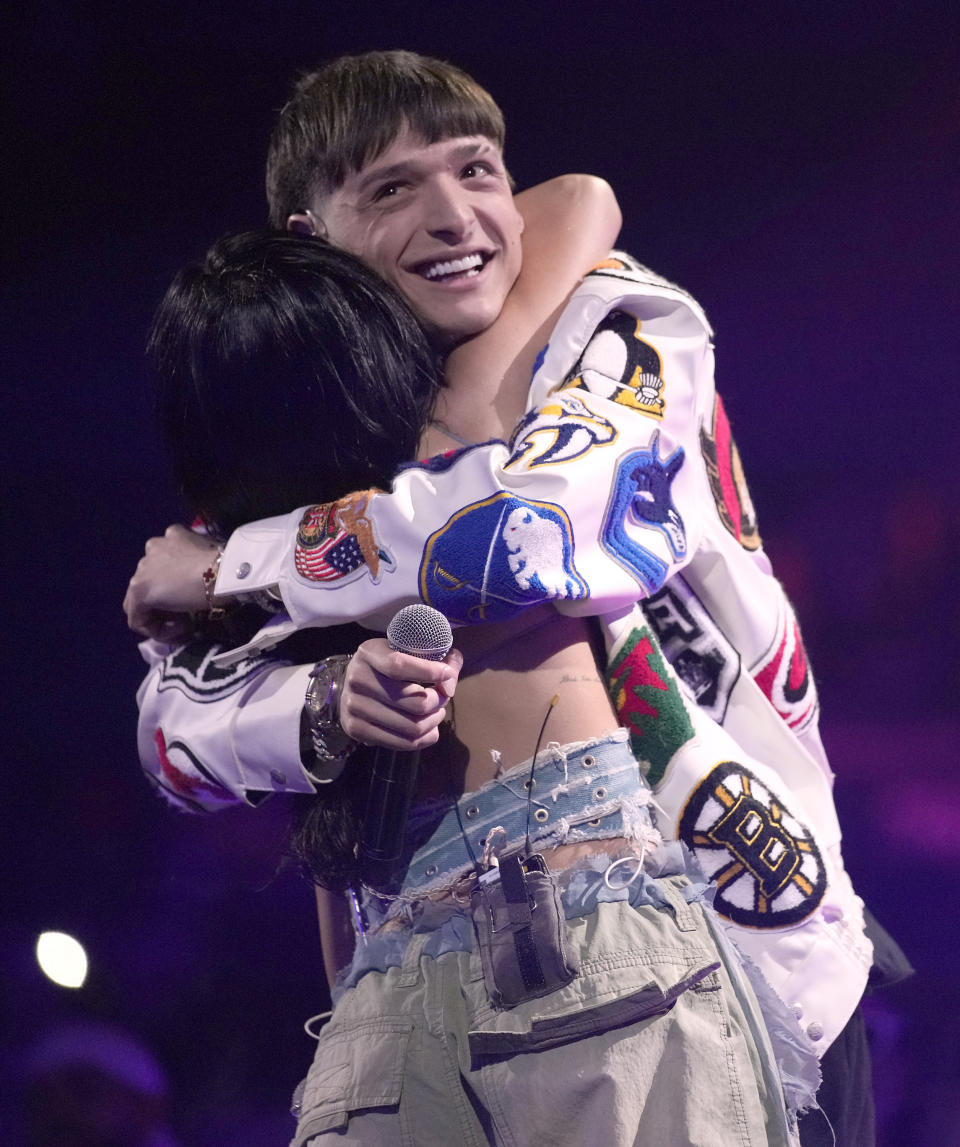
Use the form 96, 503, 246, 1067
137, 254, 871, 1050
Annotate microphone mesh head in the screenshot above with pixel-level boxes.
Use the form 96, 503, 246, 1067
386, 604, 453, 661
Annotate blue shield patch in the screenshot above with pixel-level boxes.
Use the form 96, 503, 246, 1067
419, 493, 588, 624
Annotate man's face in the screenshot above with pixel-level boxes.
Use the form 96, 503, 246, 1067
302, 130, 523, 345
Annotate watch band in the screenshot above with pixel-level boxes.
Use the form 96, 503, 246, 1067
303, 655, 357, 775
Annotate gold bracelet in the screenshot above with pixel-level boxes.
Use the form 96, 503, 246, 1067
200, 548, 226, 620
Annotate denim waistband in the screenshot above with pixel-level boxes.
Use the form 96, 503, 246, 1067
392, 730, 655, 899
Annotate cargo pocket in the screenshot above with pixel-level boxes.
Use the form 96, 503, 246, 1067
291, 1017, 413, 1144
467, 960, 718, 1065
461, 895, 721, 1068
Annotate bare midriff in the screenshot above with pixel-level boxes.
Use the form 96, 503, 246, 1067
416, 603, 631, 873
419, 605, 619, 793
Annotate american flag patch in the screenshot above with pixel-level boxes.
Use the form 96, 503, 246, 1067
294, 492, 391, 585
296, 530, 366, 581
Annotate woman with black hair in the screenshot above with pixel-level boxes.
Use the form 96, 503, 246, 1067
141, 229, 449, 963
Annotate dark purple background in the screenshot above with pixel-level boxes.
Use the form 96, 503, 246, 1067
4, 2, 958, 1142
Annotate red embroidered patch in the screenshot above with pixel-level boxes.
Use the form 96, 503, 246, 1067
700, 394, 761, 551
154, 727, 231, 801
607, 624, 695, 786
752, 608, 817, 733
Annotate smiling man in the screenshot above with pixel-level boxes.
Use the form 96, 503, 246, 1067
270, 57, 523, 347
287, 131, 524, 345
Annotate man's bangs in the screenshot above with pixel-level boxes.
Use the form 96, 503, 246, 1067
330, 80, 505, 189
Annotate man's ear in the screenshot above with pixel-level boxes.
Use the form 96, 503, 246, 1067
287, 210, 327, 237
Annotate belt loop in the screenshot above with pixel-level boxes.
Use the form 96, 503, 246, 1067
397, 931, 429, 987
660, 877, 698, 932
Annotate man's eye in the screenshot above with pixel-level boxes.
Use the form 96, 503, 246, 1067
372, 183, 402, 202
462, 161, 493, 180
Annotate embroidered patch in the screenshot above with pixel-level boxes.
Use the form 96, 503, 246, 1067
295, 491, 393, 585
678, 762, 826, 929
505, 392, 617, 469
404, 440, 501, 474
600, 433, 684, 594
700, 394, 761, 551
642, 577, 741, 725
530, 342, 548, 378
606, 623, 695, 786
155, 642, 268, 701
752, 599, 818, 735
559, 309, 667, 419
590, 256, 633, 274
152, 727, 235, 809
420, 492, 587, 624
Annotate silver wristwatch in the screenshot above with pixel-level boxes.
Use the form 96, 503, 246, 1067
303, 655, 357, 774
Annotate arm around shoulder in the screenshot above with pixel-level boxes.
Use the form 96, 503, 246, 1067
442, 174, 621, 420
513, 174, 621, 301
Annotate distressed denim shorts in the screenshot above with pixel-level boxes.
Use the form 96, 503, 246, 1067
290, 734, 797, 1146
389, 729, 659, 902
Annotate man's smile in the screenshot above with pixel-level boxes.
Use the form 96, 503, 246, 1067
414, 251, 491, 282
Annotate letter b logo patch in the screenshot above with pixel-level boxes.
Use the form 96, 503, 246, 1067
678, 762, 826, 929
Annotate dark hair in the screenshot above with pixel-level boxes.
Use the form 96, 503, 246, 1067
266, 50, 505, 226
149, 230, 443, 890
150, 229, 441, 539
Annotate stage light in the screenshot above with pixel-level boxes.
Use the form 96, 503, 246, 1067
36, 931, 88, 989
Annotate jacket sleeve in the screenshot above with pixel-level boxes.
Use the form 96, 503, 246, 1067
136, 636, 330, 812
215, 261, 716, 651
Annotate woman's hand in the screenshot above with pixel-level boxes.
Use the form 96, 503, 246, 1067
123, 524, 219, 638
340, 638, 462, 751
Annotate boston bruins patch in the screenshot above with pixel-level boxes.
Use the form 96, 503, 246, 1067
678, 762, 826, 929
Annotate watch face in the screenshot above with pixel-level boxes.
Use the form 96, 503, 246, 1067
307, 671, 332, 714
307, 658, 347, 719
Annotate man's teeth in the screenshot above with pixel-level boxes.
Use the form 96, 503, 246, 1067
421, 253, 484, 280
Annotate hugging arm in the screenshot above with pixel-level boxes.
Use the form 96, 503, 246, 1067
212, 264, 713, 641
131, 175, 624, 800
136, 634, 462, 811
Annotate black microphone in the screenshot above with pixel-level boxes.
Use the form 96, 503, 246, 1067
360, 604, 454, 889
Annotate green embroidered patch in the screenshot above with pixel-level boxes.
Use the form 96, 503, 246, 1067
606, 624, 694, 786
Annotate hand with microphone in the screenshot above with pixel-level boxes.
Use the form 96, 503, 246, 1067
356, 605, 455, 889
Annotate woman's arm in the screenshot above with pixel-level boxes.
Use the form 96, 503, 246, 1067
437, 175, 621, 438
